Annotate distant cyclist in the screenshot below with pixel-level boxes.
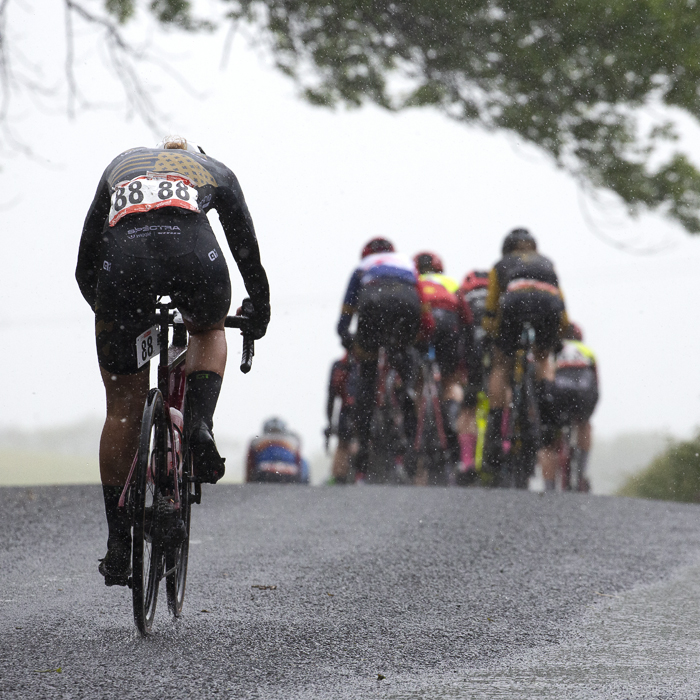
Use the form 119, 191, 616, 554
552, 323, 599, 491
413, 251, 474, 465
337, 237, 431, 477
246, 418, 309, 484
325, 353, 359, 484
76, 136, 270, 586
482, 228, 568, 485
456, 270, 490, 476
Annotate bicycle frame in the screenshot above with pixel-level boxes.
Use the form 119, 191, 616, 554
502, 322, 540, 488
119, 302, 189, 512
414, 348, 447, 453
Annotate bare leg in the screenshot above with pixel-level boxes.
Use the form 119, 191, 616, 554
332, 441, 351, 481
578, 421, 592, 451
487, 347, 512, 409
185, 317, 227, 376
540, 445, 558, 490
99, 367, 150, 486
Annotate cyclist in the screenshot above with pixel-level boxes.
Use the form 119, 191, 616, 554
551, 323, 599, 491
337, 237, 431, 477
76, 136, 270, 586
246, 418, 309, 484
413, 252, 474, 467
325, 353, 359, 484
456, 270, 490, 477
482, 228, 568, 485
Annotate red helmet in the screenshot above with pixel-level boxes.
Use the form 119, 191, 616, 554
460, 270, 489, 293
361, 237, 394, 259
569, 322, 584, 341
414, 251, 444, 274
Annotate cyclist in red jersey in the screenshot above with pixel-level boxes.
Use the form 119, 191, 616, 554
76, 137, 270, 585
413, 252, 474, 467
456, 270, 490, 476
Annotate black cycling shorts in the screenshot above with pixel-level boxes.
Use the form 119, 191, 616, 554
432, 308, 461, 378
554, 368, 599, 424
496, 290, 564, 356
95, 223, 231, 374
356, 280, 421, 354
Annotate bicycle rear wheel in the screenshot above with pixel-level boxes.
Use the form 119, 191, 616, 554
166, 446, 192, 616
132, 389, 166, 635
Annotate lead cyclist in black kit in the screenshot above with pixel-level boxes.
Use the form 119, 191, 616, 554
76, 137, 270, 586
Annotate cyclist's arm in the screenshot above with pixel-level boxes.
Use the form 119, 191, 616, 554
75, 178, 111, 310
557, 287, 570, 339
337, 270, 361, 339
214, 177, 270, 322
482, 267, 501, 338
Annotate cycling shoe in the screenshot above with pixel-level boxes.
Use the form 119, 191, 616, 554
189, 421, 226, 484
98, 537, 132, 587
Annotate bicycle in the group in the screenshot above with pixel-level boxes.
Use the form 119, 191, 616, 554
500, 322, 540, 489
408, 348, 450, 486
118, 298, 253, 635
558, 422, 590, 492
364, 347, 411, 484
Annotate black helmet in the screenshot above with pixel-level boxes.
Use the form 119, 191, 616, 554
502, 228, 536, 255
413, 251, 444, 275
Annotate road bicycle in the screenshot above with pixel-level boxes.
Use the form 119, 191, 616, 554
118, 298, 253, 635
363, 347, 411, 484
558, 423, 591, 492
408, 347, 451, 486
501, 322, 541, 489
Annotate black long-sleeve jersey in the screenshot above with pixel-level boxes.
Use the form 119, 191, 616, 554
75, 146, 270, 319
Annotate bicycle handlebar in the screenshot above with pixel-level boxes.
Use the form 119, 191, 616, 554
224, 313, 255, 374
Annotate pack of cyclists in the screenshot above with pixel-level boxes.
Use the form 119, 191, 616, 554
325, 229, 599, 490
76, 134, 597, 584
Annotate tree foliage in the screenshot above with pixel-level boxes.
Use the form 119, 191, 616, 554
220, 0, 700, 233
619, 433, 700, 503
4, 1, 700, 232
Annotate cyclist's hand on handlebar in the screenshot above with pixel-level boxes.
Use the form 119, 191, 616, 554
237, 299, 270, 340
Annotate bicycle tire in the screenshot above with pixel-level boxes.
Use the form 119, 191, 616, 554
132, 388, 166, 635
166, 445, 192, 616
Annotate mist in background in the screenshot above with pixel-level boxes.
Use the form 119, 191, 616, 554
1, 5, 699, 489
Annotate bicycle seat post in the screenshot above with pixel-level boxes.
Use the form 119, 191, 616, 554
157, 302, 171, 399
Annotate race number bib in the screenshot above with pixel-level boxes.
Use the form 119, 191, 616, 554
136, 325, 160, 369
109, 173, 199, 227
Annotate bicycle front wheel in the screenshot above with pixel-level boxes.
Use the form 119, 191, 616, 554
132, 389, 167, 635
166, 445, 192, 617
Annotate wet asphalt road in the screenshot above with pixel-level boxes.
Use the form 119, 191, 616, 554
2, 484, 700, 699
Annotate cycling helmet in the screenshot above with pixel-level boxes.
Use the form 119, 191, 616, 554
263, 417, 287, 434
414, 251, 444, 275
361, 237, 394, 259
156, 135, 206, 155
460, 270, 489, 292
502, 228, 537, 255
569, 323, 584, 341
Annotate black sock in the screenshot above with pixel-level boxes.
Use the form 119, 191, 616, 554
185, 371, 223, 432
486, 408, 504, 443
102, 485, 131, 546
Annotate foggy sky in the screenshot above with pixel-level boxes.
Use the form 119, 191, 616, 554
2, 2, 700, 465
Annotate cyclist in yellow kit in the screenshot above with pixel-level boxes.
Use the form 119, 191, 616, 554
482, 228, 568, 486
